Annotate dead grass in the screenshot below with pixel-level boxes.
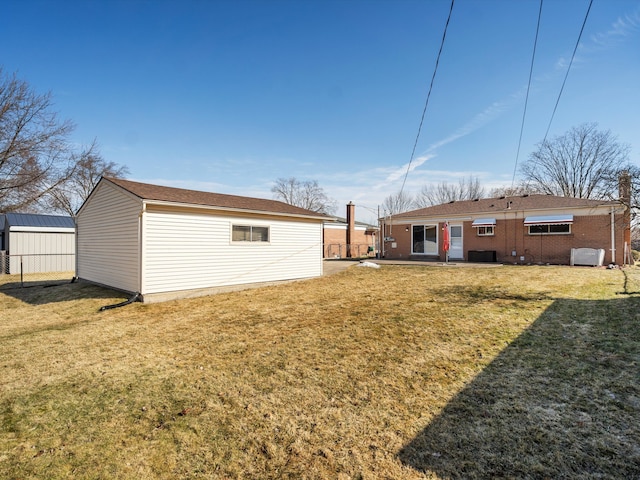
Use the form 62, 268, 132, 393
1, 265, 639, 479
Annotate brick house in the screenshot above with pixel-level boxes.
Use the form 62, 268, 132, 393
381, 191, 631, 266
323, 202, 378, 258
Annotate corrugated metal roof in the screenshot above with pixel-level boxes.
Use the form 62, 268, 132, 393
5, 213, 75, 229
104, 177, 331, 220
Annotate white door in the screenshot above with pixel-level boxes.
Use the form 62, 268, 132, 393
449, 224, 463, 259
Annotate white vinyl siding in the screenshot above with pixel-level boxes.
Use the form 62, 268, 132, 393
76, 181, 141, 293
142, 209, 322, 295
8, 231, 75, 273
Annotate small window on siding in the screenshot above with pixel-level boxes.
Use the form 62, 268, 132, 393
232, 225, 270, 242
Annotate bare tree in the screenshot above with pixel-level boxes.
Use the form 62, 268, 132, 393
489, 183, 540, 198
521, 123, 630, 199
42, 140, 129, 216
0, 68, 122, 214
0, 68, 76, 212
414, 176, 485, 207
271, 177, 337, 215
382, 190, 414, 215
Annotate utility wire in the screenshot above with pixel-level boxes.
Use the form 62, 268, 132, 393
543, 0, 593, 142
399, 0, 455, 197
511, 0, 544, 188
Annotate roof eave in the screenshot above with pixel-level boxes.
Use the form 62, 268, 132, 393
143, 199, 329, 221
9, 226, 76, 233
389, 201, 624, 222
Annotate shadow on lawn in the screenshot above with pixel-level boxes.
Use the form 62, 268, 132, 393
0, 280, 128, 306
398, 295, 640, 479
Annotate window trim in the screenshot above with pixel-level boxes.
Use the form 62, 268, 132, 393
231, 224, 270, 243
411, 224, 438, 255
527, 223, 571, 235
476, 225, 495, 236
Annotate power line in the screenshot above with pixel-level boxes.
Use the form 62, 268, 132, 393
511, 0, 544, 188
399, 0, 455, 197
543, 0, 594, 142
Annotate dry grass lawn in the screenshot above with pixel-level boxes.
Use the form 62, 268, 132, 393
1, 264, 639, 479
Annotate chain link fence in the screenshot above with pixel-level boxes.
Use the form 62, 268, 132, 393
324, 243, 377, 259
0, 252, 75, 289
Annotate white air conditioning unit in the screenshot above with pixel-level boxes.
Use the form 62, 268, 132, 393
570, 248, 605, 267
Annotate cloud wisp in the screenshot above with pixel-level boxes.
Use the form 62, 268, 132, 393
375, 93, 521, 191
590, 8, 640, 48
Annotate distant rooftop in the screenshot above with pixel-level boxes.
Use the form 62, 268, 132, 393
326, 216, 378, 229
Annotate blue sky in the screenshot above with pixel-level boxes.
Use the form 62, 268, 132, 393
3, 0, 639, 222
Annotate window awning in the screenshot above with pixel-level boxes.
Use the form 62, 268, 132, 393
472, 218, 496, 227
524, 214, 574, 225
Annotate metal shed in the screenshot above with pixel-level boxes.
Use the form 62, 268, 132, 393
1, 213, 75, 274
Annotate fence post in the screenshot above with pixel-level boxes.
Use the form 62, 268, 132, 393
20, 255, 24, 288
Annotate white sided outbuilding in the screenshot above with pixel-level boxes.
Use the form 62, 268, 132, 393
1, 213, 75, 274
76, 177, 329, 302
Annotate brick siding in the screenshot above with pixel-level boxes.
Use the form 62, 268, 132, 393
384, 212, 628, 265
323, 227, 375, 258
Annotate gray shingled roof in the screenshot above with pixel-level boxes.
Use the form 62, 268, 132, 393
4, 213, 75, 229
392, 194, 620, 219
105, 177, 330, 219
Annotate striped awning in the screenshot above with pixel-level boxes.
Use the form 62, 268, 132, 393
524, 214, 573, 225
472, 218, 496, 227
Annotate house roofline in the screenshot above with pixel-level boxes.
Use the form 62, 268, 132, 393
142, 199, 329, 221
78, 177, 330, 222
385, 203, 625, 225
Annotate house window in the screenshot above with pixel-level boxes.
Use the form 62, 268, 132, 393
477, 226, 494, 236
232, 225, 270, 242
528, 224, 571, 235
524, 215, 573, 236
412, 225, 438, 255
472, 218, 496, 236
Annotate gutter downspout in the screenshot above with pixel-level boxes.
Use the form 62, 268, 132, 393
610, 207, 616, 265
380, 215, 385, 258
74, 216, 79, 281
139, 203, 146, 297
